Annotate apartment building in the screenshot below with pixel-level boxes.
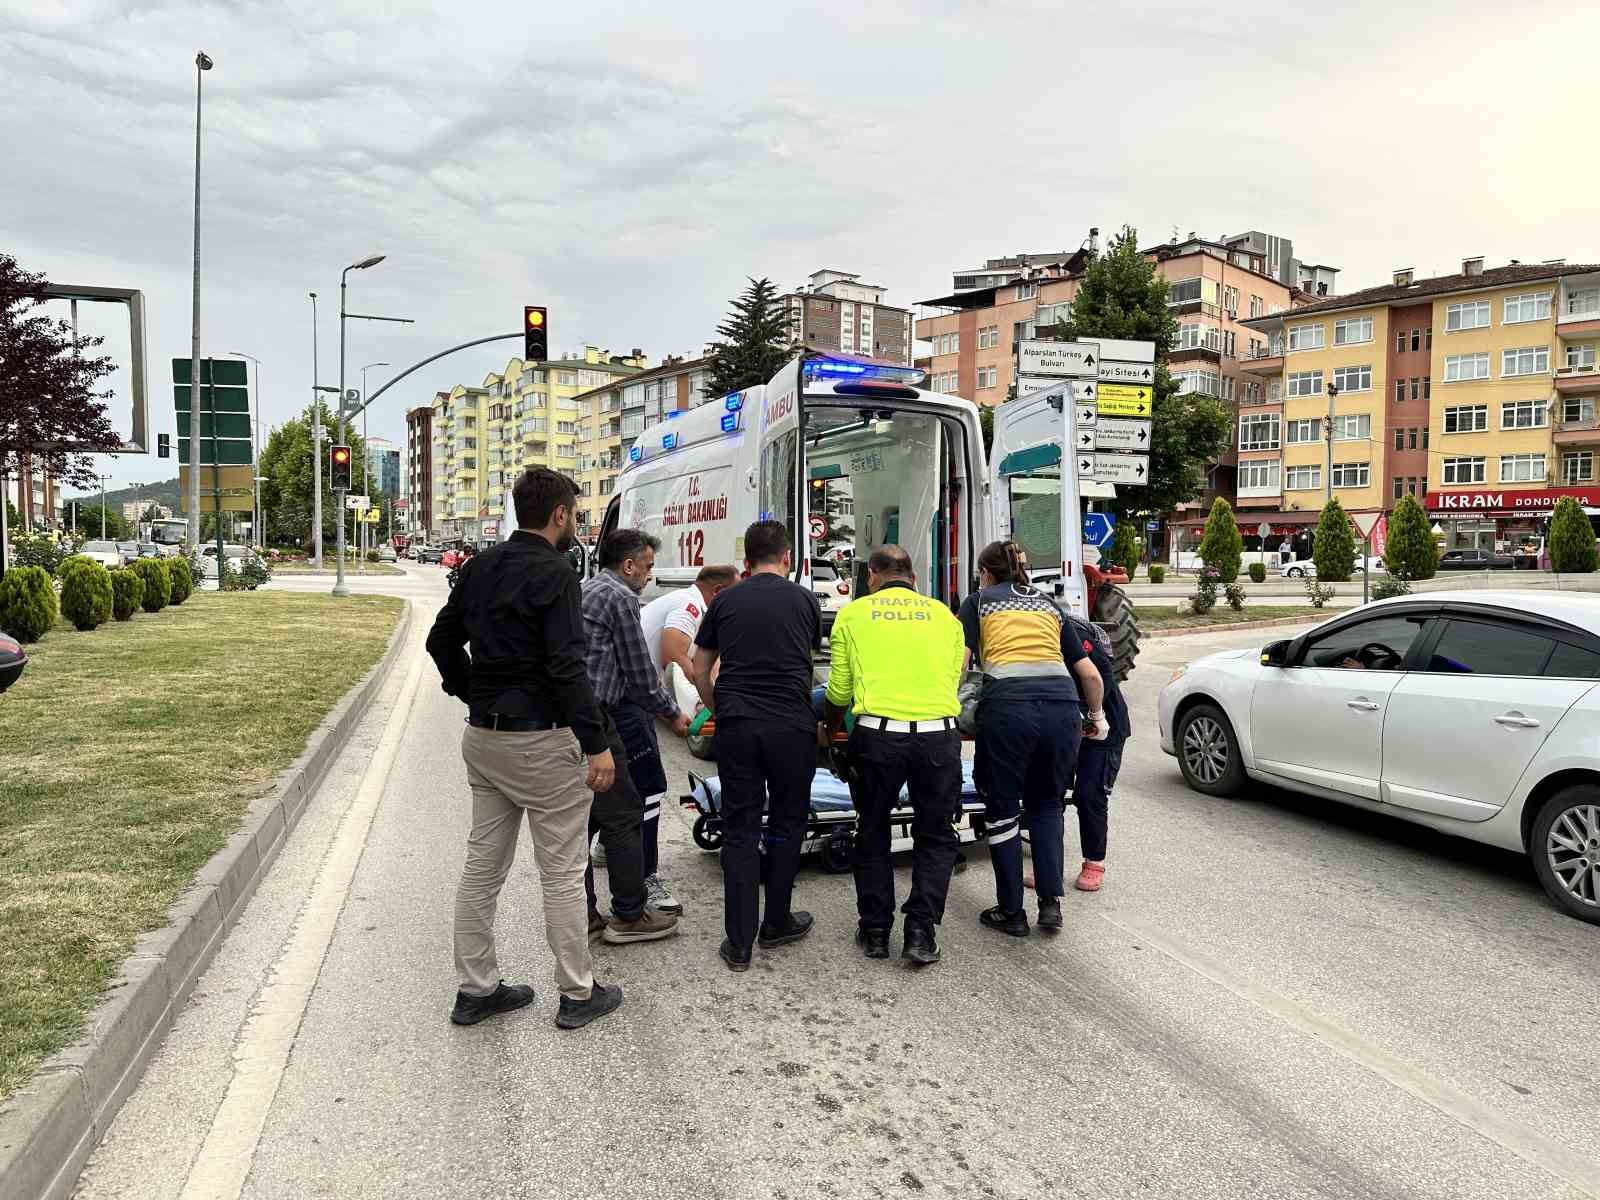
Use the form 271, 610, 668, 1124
1241, 257, 1600, 553
782, 271, 913, 365
573, 378, 626, 534
5, 451, 60, 530
405, 403, 434, 537
366, 437, 400, 498
430, 385, 489, 541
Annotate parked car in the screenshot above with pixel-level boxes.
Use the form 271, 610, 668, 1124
414, 545, 444, 564
0, 633, 26, 693
198, 543, 266, 580
440, 548, 464, 569
116, 541, 140, 565
137, 543, 162, 559
377, 544, 397, 563
811, 557, 852, 613
1439, 548, 1516, 570
1158, 591, 1600, 924
1280, 557, 1386, 578
76, 539, 123, 569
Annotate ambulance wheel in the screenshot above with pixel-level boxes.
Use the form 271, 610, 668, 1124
692, 814, 723, 851
688, 731, 716, 761
1092, 582, 1141, 682
821, 831, 855, 874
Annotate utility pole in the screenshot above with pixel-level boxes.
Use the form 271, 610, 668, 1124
99, 474, 109, 539
187, 51, 213, 548
1324, 382, 1340, 502
310, 293, 323, 567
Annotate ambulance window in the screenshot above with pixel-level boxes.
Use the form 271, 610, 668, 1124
759, 429, 798, 537
1008, 472, 1061, 575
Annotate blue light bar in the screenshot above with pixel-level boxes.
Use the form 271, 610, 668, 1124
667, 409, 682, 419
628, 445, 642, 463
661, 431, 678, 450
720, 412, 739, 433
803, 356, 927, 386
724, 392, 744, 412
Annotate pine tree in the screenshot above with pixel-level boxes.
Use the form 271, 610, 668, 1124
1384, 494, 1438, 581
1197, 497, 1242, 581
704, 277, 796, 397
1105, 517, 1139, 575
1313, 497, 1356, 582
1548, 495, 1597, 573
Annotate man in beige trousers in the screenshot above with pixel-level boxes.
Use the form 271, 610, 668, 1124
426, 467, 624, 1030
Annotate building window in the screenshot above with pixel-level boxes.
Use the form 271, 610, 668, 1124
1443, 404, 1489, 433
1285, 465, 1322, 490
1287, 323, 1325, 351
1394, 428, 1405, 451
1426, 327, 1433, 349
1423, 427, 1430, 448
1334, 317, 1373, 345
1286, 418, 1320, 443
1238, 413, 1281, 450
1015, 283, 1038, 301
1568, 287, 1600, 316
1566, 343, 1597, 370
1221, 376, 1235, 401
1411, 329, 1421, 351
1223, 285, 1239, 315
1395, 379, 1406, 403
1173, 370, 1221, 397
1424, 376, 1432, 399
1396, 330, 1407, 352
1167, 278, 1203, 305
1331, 364, 1372, 392
1563, 397, 1596, 424
1330, 462, 1370, 488
1563, 452, 1596, 484
1249, 295, 1264, 319
1332, 413, 1371, 441
1445, 301, 1491, 332
1410, 377, 1420, 401
1502, 346, 1550, 377
1238, 459, 1280, 491
1287, 370, 1323, 397
1394, 477, 1406, 500
1501, 399, 1549, 430
1503, 293, 1552, 324
1444, 352, 1490, 382
1224, 330, 1236, 357
1499, 453, 1546, 483
976, 366, 998, 389
1442, 456, 1487, 484
1267, 378, 1283, 402
1408, 428, 1418, 450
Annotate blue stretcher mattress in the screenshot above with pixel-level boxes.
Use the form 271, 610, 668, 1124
694, 761, 981, 816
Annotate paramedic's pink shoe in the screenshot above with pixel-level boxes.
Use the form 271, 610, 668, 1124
1074, 862, 1105, 892
1023, 870, 1036, 890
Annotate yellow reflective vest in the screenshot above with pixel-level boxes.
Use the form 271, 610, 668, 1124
824, 581, 965, 721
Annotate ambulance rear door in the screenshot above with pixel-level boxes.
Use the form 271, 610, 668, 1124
988, 381, 1087, 616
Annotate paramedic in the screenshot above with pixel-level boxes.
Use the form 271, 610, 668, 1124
960, 540, 1107, 937
425, 468, 621, 1031
1064, 614, 1130, 893
822, 545, 966, 965
692, 520, 821, 972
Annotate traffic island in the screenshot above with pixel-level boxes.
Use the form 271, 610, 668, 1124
0, 590, 408, 1200
1136, 604, 1340, 635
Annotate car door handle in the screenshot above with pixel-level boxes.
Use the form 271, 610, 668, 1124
1346, 699, 1381, 711
1494, 713, 1541, 729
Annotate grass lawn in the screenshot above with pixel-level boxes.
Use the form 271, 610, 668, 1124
272, 561, 404, 576
0, 590, 402, 1102
1136, 604, 1328, 631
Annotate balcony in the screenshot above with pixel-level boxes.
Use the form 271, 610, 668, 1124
1241, 348, 1285, 375
1169, 343, 1221, 364
1554, 365, 1600, 394
1558, 300, 1600, 337
1553, 415, 1600, 445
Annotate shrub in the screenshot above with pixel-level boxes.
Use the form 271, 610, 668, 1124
110, 567, 145, 620
58, 557, 114, 631
1148, 564, 1166, 584
0, 565, 58, 642
1192, 565, 1219, 615
1385, 495, 1438, 582
239, 555, 272, 590
1313, 498, 1356, 582
1104, 519, 1139, 576
185, 548, 209, 594
11, 530, 79, 575
1248, 561, 1266, 584
1305, 576, 1336, 608
1197, 497, 1243, 582
130, 557, 172, 612
1372, 576, 1411, 601
1224, 581, 1247, 611
1549, 496, 1598, 574
167, 556, 194, 604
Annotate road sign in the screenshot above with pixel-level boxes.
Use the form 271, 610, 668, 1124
1017, 339, 1098, 378
1071, 380, 1097, 401
362, 508, 381, 524
808, 514, 828, 540
1076, 402, 1098, 426
1147, 520, 1161, 531
177, 465, 254, 512
1097, 384, 1153, 417
1093, 454, 1149, 485
1094, 418, 1151, 451
1082, 512, 1115, 548
174, 357, 253, 468
346, 494, 371, 511
1076, 453, 1096, 478
1019, 375, 1098, 399
1092, 337, 1155, 363
1256, 521, 1271, 539
1075, 425, 1097, 451
1097, 360, 1157, 385
1352, 510, 1383, 538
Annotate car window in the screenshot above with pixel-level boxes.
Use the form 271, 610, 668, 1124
1422, 619, 1554, 676
1302, 613, 1433, 671
1545, 642, 1600, 679
84, 541, 115, 552
811, 561, 838, 581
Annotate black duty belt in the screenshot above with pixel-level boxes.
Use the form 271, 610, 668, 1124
468, 714, 564, 732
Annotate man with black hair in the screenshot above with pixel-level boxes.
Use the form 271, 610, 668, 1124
691, 520, 821, 972
427, 467, 623, 1030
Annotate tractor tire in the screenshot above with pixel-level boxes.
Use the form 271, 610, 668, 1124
1091, 582, 1141, 681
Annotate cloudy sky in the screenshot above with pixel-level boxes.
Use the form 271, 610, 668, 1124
5, 0, 1597, 491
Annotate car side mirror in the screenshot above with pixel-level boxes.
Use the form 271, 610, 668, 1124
1260, 639, 1291, 667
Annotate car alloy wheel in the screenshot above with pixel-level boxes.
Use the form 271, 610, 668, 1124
1182, 714, 1230, 785
1288, 567, 1304, 577
1546, 801, 1600, 910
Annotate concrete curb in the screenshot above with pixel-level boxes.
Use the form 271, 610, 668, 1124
0, 600, 416, 1200
1148, 613, 1329, 639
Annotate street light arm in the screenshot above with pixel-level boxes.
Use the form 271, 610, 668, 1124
353, 332, 522, 417
344, 313, 416, 324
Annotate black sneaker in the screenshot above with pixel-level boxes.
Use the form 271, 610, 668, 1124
450, 980, 535, 1026
757, 911, 814, 948
1037, 898, 1063, 932
556, 981, 623, 1029
719, 939, 752, 972
902, 920, 941, 965
855, 926, 890, 959
979, 906, 1030, 938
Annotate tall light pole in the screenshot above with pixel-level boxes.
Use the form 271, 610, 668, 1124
310, 293, 325, 567
228, 351, 262, 546
1324, 382, 1340, 503
186, 50, 213, 549
359, 361, 389, 573
99, 474, 110, 539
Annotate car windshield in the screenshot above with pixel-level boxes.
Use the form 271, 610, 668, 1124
811, 560, 838, 581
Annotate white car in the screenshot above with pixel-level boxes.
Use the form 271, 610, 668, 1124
811, 557, 853, 613
198, 543, 264, 580
1280, 556, 1386, 578
1158, 591, 1600, 924
75, 540, 123, 569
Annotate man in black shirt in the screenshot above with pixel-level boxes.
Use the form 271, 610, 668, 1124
426, 468, 623, 1031
692, 520, 821, 971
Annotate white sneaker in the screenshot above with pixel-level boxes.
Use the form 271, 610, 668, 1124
644, 874, 683, 914
590, 835, 607, 868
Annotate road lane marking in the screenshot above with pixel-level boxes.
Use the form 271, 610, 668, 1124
178, 633, 428, 1200
1100, 911, 1600, 1199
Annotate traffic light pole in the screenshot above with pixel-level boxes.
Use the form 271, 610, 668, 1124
334, 272, 350, 597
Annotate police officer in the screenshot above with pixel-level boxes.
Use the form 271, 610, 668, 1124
822, 545, 966, 965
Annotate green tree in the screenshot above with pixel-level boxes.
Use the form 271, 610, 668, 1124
61, 500, 130, 541
1057, 226, 1231, 521
0, 564, 57, 641
1104, 517, 1139, 575
129, 557, 171, 611
1197, 497, 1243, 581
110, 566, 144, 620
258, 402, 369, 551
704, 277, 796, 396
978, 403, 994, 455
58, 557, 113, 630
1548, 495, 1598, 573
1313, 497, 1356, 582
1384, 494, 1438, 581
167, 556, 194, 604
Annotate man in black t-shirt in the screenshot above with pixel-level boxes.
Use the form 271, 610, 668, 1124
692, 520, 822, 972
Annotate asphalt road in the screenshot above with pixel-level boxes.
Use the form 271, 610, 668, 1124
72, 567, 1600, 1200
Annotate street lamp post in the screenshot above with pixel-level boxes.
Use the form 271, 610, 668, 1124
186, 50, 213, 549
359, 361, 389, 573
228, 351, 262, 546
1324, 382, 1340, 503
310, 293, 324, 567
99, 474, 110, 539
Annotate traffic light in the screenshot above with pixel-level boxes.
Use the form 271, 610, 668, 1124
523, 306, 548, 363
157, 432, 170, 458
330, 444, 352, 491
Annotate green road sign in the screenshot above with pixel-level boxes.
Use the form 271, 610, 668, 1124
178, 438, 253, 465
174, 385, 250, 413
173, 358, 248, 387
173, 357, 253, 468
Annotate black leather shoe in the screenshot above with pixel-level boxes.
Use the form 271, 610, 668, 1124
902, 921, 941, 965
855, 926, 890, 959
555, 981, 623, 1029
719, 939, 752, 972
1037, 898, 1063, 932
450, 980, 535, 1026
757, 911, 814, 948
979, 905, 1030, 938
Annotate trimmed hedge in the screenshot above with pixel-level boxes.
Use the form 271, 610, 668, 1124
110, 567, 145, 620
129, 557, 172, 612
59, 557, 114, 630
1248, 562, 1266, 583
0, 565, 58, 642
167, 555, 195, 604
1148, 564, 1166, 584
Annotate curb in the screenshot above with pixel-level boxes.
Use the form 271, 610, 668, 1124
1147, 613, 1331, 639
0, 600, 416, 1200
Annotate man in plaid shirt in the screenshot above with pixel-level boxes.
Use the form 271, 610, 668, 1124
582, 529, 692, 937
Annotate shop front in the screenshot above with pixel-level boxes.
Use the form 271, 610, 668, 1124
1428, 485, 1600, 564
1168, 510, 1323, 569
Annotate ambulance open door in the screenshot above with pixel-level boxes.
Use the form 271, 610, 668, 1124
988, 383, 1087, 617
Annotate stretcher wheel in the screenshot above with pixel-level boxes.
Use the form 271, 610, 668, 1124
820, 831, 855, 874
692, 813, 723, 850
687, 731, 716, 761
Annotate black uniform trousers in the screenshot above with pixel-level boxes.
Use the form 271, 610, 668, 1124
714, 718, 814, 952
584, 723, 647, 922
849, 724, 962, 931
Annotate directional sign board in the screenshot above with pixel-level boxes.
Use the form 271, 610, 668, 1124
1093, 453, 1149, 485
1075, 424, 1098, 452
1097, 359, 1157, 385
1094, 418, 1151, 451
1082, 512, 1115, 549
1091, 337, 1155, 363
346, 494, 371, 511
1021, 376, 1099, 400
174, 358, 252, 467
1017, 339, 1098, 379
1096, 384, 1153, 417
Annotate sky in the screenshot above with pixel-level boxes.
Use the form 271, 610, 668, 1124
5, 0, 1598, 494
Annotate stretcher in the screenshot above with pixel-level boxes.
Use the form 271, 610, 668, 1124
680, 761, 992, 875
